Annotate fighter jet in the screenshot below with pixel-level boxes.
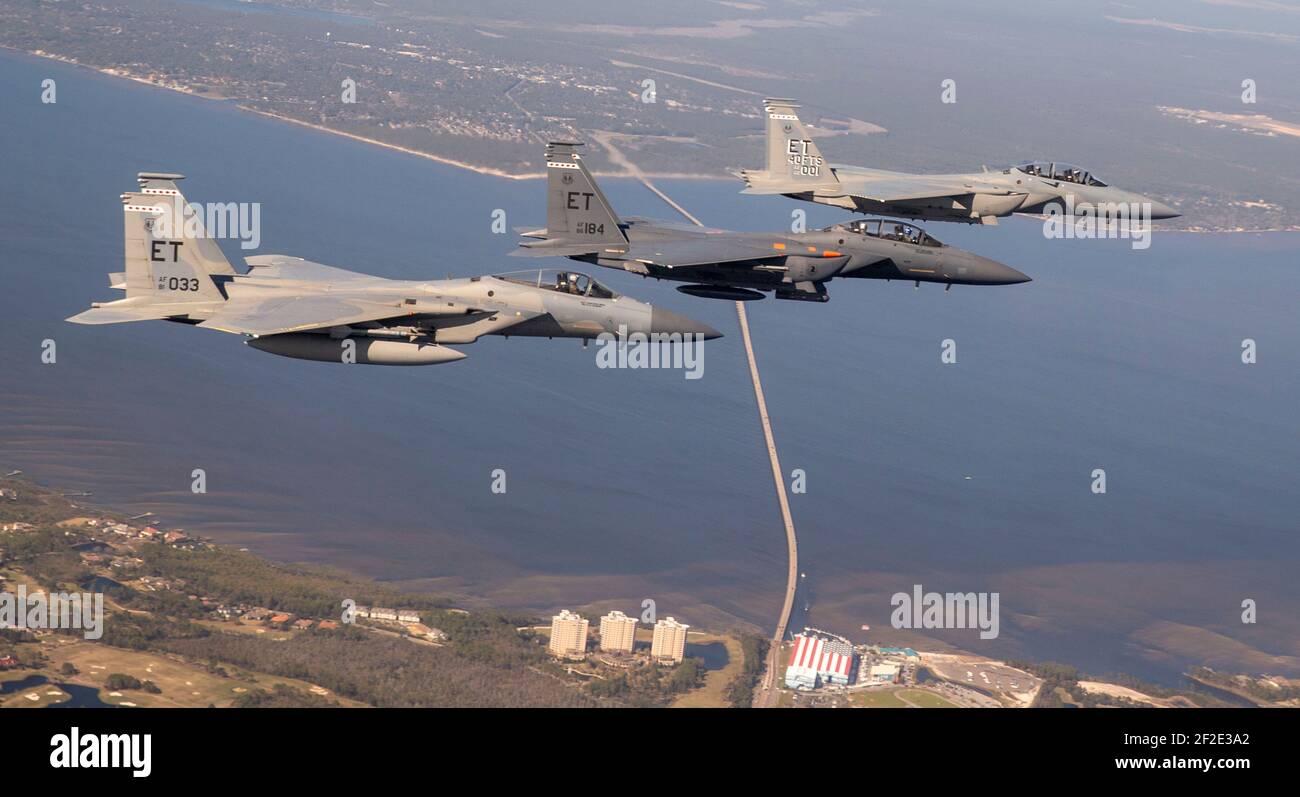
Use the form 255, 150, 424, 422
67, 173, 720, 365
739, 99, 1179, 225
514, 142, 1029, 301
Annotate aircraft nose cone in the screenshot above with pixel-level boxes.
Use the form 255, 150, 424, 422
1148, 200, 1180, 220
651, 306, 723, 340
966, 255, 1032, 285
997, 264, 1033, 285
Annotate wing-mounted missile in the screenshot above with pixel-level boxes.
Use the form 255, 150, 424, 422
428, 311, 538, 344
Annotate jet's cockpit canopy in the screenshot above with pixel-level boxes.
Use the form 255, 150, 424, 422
495, 268, 618, 299
1013, 161, 1108, 187
828, 218, 943, 248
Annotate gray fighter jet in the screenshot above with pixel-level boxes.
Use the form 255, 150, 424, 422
740, 99, 1179, 225
67, 173, 720, 365
514, 142, 1028, 302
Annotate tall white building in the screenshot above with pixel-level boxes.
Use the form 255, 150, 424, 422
651, 616, 689, 664
548, 610, 589, 659
599, 610, 638, 654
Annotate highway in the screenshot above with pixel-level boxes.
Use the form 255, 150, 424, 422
592, 135, 799, 708
735, 299, 800, 708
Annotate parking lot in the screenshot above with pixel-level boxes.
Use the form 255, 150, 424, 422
921, 654, 1042, 706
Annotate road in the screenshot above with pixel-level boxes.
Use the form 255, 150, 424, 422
591, 136, 799, 708
736, 299, 800, 708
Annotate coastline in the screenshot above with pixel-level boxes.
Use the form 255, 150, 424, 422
232, 108, 727, 182
236, 107, 545, 180
7, 470, 1292, 709
6, 46, 725, 183
11, 47, 1298, 232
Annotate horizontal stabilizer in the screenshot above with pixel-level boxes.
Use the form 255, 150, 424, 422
738, 171, 842, 196
511, 239, 612, 258
66, 298, 215, 325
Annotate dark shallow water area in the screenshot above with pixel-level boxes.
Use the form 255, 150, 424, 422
1, 675, 116, 707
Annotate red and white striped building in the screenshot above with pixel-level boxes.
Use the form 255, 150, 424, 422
784, 632, 855, 689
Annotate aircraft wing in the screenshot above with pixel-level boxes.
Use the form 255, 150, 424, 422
855, 177, 1022, 204
514, 233, 791, 269
196, 294, 415, 336
615, 238, 789, 269
243, 255, 375, 284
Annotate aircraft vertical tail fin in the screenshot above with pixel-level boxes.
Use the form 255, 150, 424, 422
740, 98, 841, 195
68, 173, 234, 325
120, 172, 231, 302
539, 142, 628, 252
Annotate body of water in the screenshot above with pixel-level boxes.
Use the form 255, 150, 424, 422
1, 674, 116, 707
1, 51, 1297, 682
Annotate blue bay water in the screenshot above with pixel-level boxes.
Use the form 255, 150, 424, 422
1, 51, 1297, 681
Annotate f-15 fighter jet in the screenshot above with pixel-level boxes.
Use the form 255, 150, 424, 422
68, 173, 719, 365
515, 142, 1028, 302
739, 98, 1178, 225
